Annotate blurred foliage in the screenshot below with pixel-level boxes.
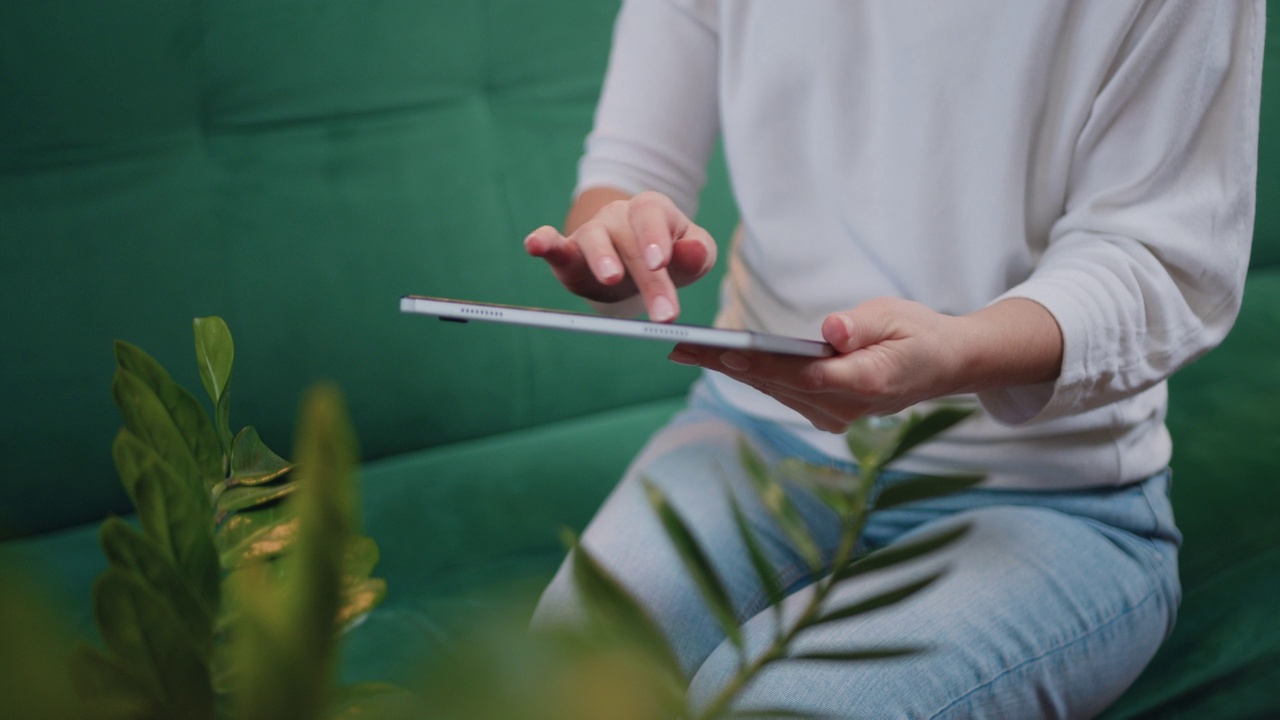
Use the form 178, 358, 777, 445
0, 563, 91, 720
6, 318, 393, 720
0, 318, 978, 719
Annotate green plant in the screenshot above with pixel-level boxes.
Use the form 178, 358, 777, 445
69, 317, 399, 719
565, 407, 982, 719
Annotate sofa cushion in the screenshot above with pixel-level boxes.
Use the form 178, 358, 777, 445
0, 395, 687, 683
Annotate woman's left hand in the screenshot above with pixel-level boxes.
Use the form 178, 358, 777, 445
668, 297, 1063, 433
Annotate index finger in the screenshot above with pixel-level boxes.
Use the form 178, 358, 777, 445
622, 193, 689, 321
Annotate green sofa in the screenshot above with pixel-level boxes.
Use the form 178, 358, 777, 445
1, 1, 1276, 716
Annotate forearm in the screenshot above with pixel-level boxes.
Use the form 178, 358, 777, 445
952, 298, 1063, 395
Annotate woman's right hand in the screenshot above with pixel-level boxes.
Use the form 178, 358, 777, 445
523, 189, 718, 323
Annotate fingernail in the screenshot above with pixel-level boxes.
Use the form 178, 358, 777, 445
598, 256, 621, 281
668, 349, 698, 366
835, 314, 854, 343
721, 351, 749, 372
651, 296, 675, 322
645, 244, 664, 271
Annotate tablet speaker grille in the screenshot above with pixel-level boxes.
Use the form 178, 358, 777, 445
642, 325, 689, 339
460, 306, 503, 318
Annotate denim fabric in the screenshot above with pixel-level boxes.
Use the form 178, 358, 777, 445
532, 384, 1182, 719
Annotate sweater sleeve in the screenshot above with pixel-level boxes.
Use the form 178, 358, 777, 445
979, 0, 1265, 425
575, 0, 721, 219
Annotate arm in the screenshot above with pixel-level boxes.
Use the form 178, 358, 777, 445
980, 0, 1264, 423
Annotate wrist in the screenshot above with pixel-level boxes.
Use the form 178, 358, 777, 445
954, 298, 1063, 394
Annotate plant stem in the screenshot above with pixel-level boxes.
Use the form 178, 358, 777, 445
693, 469, 878, 719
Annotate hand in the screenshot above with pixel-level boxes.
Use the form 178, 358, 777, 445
524, 190, 717, 322
668, 297, 1063, 433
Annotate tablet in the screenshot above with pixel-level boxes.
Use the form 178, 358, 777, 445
400, 295, 835, 358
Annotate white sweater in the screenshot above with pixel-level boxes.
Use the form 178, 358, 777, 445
577, 0, 1265, 488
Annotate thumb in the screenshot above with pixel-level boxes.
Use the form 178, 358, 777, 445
821, 310, 884, 354
523, 225, 579, 269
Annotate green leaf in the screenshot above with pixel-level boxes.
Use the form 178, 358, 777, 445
228, 425, 295, 487
99, 518, 215, 659
342, 535, 380, 580
776, 458, 861, 515
843, 416, 904, 471
92, 569, 215, 720
227, 539, 385, 632
112, 367, 209, 507
218, 558, 286, 636
114, 340, 222, 488
69, 645, 166, 720
738, 440, 822, 572
878, 405, 976, 470
111, 431, 220, 610
193, 316, 234, 453
290, 382, 364, 582
218, 513, 302, 570
192, 316, 233, 407
786, 646, 925, 662
834, 523, 971, 583
644, 480, 744, 652
872, 473, 985, 511
564, 529, 683, 679
221, 566, 371, 637
336, 577, 388, 631
224, 565, 305, 720
727, 491, 785, 610
220, 512, 381, 620
215, 499, 296, 558
339, 537, 386, 631
216, 390, 233, 460
216, 481, 298, 516
229, 384, 361, 720
804, 572, 944, 630
113, 430, 173, 553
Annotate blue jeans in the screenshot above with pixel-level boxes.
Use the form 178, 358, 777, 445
532, 383, 1182, 719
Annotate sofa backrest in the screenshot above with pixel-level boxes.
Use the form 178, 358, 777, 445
1, 1, 1275, 539
0, 0, 738, 538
